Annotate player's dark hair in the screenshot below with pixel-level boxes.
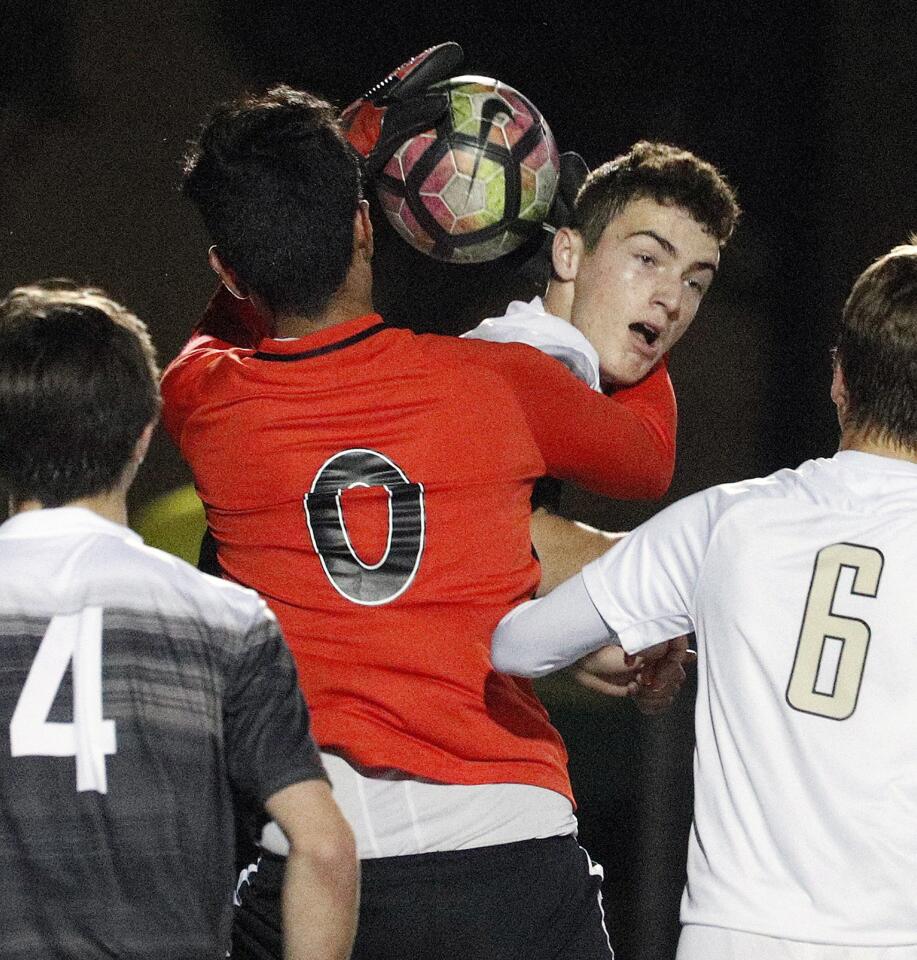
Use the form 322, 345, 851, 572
0, 281, 161, 507
835, 240, 917, 451
183, 85, 362, 318
575, 141, 740, 250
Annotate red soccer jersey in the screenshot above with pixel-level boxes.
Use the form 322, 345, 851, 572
161, 311, 675, 802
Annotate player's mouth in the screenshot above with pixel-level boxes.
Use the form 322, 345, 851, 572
629, 321, 661, 352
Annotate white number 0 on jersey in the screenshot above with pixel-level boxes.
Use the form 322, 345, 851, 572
9, 607, 117, 793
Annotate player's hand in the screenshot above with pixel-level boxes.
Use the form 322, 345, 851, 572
340, 42, 464, 179
569, 636, 696, 715
569, 644, 641, 698
518, 150, 590, 284
631, 635, 697, 716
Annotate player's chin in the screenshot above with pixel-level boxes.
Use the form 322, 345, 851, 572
602, 357, 655, 390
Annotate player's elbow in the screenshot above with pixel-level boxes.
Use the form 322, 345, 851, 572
585, 442, 674, 501
290, 813, 358, 884
490, 642, 519, 676
631, 452, 675, 500
491, 616, 541, 678
643, 468, 674, 500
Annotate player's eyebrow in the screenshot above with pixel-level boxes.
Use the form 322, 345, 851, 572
627, 229, 719, 276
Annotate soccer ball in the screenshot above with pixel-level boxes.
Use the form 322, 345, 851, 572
377, 76, 560, 264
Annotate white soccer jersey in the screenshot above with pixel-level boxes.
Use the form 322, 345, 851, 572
462, 296, 602, 390
493, 451, 917, 950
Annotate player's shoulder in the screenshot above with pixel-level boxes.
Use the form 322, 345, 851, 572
160, 333, 257, 435
161, 333, 253, 389
420, 326, 574, 379
696, 458, 837, 527
719, 456, 859, 503
463, 301, 601, 390
714, 465, 803, 500
117, 536, 273, 640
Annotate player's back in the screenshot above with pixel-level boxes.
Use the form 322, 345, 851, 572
0, 506, 267, 959
162, 315, 572, 796
688, 450, 917, 945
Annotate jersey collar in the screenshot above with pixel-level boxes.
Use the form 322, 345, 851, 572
833, 449, 917, 476
254, 313, 386, 361
0, 506, 143, 544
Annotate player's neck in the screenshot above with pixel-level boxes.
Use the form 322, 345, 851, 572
275, 298, 374, 339
275, 275, 375, 340
542, 278, 574, 322
11, 489, 129, 526
838, 429, 917, 465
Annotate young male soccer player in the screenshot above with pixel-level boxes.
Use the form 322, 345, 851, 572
0, 282, 357, 960
468, 141, 740, 596
161, 86, 685, 959
466, 142, 736, 394
492, 240, 917, 959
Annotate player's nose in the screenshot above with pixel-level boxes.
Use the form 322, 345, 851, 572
651, 275, 683, 319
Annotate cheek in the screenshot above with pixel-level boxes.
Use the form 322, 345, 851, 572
584, 306, 629, 351
589, 266, 642, 317
666, 311, 698, 349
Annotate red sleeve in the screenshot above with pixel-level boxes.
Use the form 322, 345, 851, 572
161, 287, 271, 445
195, 284, 275, 347
475, 342, 676, 500
159, 329, 248, 450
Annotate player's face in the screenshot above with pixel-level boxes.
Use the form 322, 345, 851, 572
569, 198, 720, 387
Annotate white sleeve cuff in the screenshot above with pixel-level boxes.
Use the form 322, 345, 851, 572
491, 574, 618, 678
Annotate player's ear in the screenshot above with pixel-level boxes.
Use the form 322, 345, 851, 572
354, 199, 374, 261
830, 355, 848, 418
121, 420, 157, 491
552, 227, 584, 282
132, 421, 157, 467
208, 246, 249, 300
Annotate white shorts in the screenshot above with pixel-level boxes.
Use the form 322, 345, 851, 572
677, 926, 917, 960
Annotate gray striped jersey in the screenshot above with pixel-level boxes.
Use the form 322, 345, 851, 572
0, 507, 325, 959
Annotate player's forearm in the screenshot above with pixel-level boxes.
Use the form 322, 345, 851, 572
530, 508, 626, 597
491, 572, 616, 677
605, 358, 677, 483
512, 351, 676, 500
282, 833, 359, 960
265, 780, 359, 960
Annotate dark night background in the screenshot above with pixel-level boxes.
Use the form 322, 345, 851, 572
1, 2, 915, 957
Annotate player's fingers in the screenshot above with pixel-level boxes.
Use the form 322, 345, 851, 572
668, 634, 688, 654
664, 634, 697, 665
640, 658, 686, 692
571, 669, 637, 699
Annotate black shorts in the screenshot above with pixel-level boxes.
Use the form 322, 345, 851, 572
232, 834, 614, 960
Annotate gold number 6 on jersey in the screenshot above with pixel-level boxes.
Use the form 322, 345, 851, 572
786, 542, 884, 721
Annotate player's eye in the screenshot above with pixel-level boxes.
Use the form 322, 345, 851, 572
637, 253, 656, 266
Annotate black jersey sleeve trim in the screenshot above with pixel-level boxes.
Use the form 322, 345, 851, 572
253, 322, 387, 361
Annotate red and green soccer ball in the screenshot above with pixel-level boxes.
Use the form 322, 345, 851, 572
376, 76, 560, 264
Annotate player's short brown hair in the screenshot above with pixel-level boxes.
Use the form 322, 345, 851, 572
835, 239, 917, 451
0, 280, 160, 507
575, 141, 740, 250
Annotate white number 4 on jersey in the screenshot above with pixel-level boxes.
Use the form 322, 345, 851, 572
9, 607, 116, 793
